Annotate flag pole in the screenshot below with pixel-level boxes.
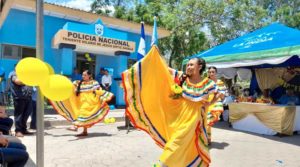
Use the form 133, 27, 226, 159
151, 16, 158, 46
36, 0, 45, 166
137, 21, 146, 60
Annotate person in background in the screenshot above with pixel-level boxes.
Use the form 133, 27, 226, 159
70, 68, 82, 81
278, 88, 300, 105
222, 87, 236, 122
223, 87, 236, 106
101, 69, 112, 91
0, 102, 13, 135
256, 89, 274, 104
206, 66, 226, 144
0, 67, 5, 93
252, 88, 261, 100
30, 87, 37, 130
10, 67, 33, 137
0, 135, 29, 167
96, 68, 105, 87
6, 65, 17, 102
237, 88, 254, 102
7, 65, 16, 82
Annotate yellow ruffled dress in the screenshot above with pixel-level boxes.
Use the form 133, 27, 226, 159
50, 80, 113, 127
122, 46, 217, 167
206, 80, 226, 142
207, 79, 226, 126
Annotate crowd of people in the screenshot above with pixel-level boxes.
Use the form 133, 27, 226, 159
234, 87, 299, 105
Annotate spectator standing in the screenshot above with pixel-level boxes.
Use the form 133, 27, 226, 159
101, 70, 112, 91
10, 69, 33, 137
30, 87, 37, 130
96, 68, 105, 86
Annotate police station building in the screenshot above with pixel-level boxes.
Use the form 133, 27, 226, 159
0, 0, 170, 106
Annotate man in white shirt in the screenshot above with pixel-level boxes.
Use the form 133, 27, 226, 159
101, 70, 112, 91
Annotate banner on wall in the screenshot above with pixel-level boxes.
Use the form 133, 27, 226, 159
53, 30, 136, 55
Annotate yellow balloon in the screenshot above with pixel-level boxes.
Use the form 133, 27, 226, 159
85, 53, 90, 58
109, 117, 116, 123
104, 118, 110, 124
16, 57, 49, 86
44, 63, 55, 75
40, 74, 73, 101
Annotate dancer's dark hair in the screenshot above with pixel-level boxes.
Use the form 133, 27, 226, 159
180, 58, 206, 86
76, 70, 92, 96
208, 66, 217, 72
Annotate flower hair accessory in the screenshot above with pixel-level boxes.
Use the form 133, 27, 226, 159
170, 83, 183, 99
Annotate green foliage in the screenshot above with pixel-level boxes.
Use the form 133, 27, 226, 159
113, 6, 126, 19
90, 0, 300, 69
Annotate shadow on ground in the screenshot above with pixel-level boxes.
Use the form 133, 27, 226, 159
47, 132, 113, 141
210, 141, 229, 150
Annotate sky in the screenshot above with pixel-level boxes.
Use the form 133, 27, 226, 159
45, 0, 94, 11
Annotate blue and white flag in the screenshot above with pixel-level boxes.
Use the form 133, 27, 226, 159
137, 22, 146, 60
151, 16, 158, 46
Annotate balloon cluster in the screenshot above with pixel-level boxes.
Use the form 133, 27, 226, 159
85, 53, 92, 62
16, 57, 73, 101
104, 117, 116, 124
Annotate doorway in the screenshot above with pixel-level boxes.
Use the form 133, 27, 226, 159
76, 53, 96, 75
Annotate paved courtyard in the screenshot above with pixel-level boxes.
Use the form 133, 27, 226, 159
20, 122, 300, 167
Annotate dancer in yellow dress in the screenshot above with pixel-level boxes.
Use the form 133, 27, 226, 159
51, 70, 113, 136
206, 67, 226, 143
122, 46, 218, 167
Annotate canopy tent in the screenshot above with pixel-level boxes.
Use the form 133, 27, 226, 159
184, 23, 300, 134
184, 23, 300, 69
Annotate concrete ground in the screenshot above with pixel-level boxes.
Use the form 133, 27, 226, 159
19, 120, 300, 167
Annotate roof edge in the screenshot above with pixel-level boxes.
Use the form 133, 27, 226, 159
7, 0, 170, 38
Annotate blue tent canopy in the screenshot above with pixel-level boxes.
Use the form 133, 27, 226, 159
185, 23, 300, 68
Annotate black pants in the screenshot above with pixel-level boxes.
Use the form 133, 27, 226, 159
13, 99, 32, 133
0, 117, 13, 135
0, 142, 29, 167
30, 100, 36, 129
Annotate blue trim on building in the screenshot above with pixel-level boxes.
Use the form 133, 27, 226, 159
0, 8, 152, 106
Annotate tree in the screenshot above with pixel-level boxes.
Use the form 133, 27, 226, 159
90, 0, 133, 15
90, 0, 300, 68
